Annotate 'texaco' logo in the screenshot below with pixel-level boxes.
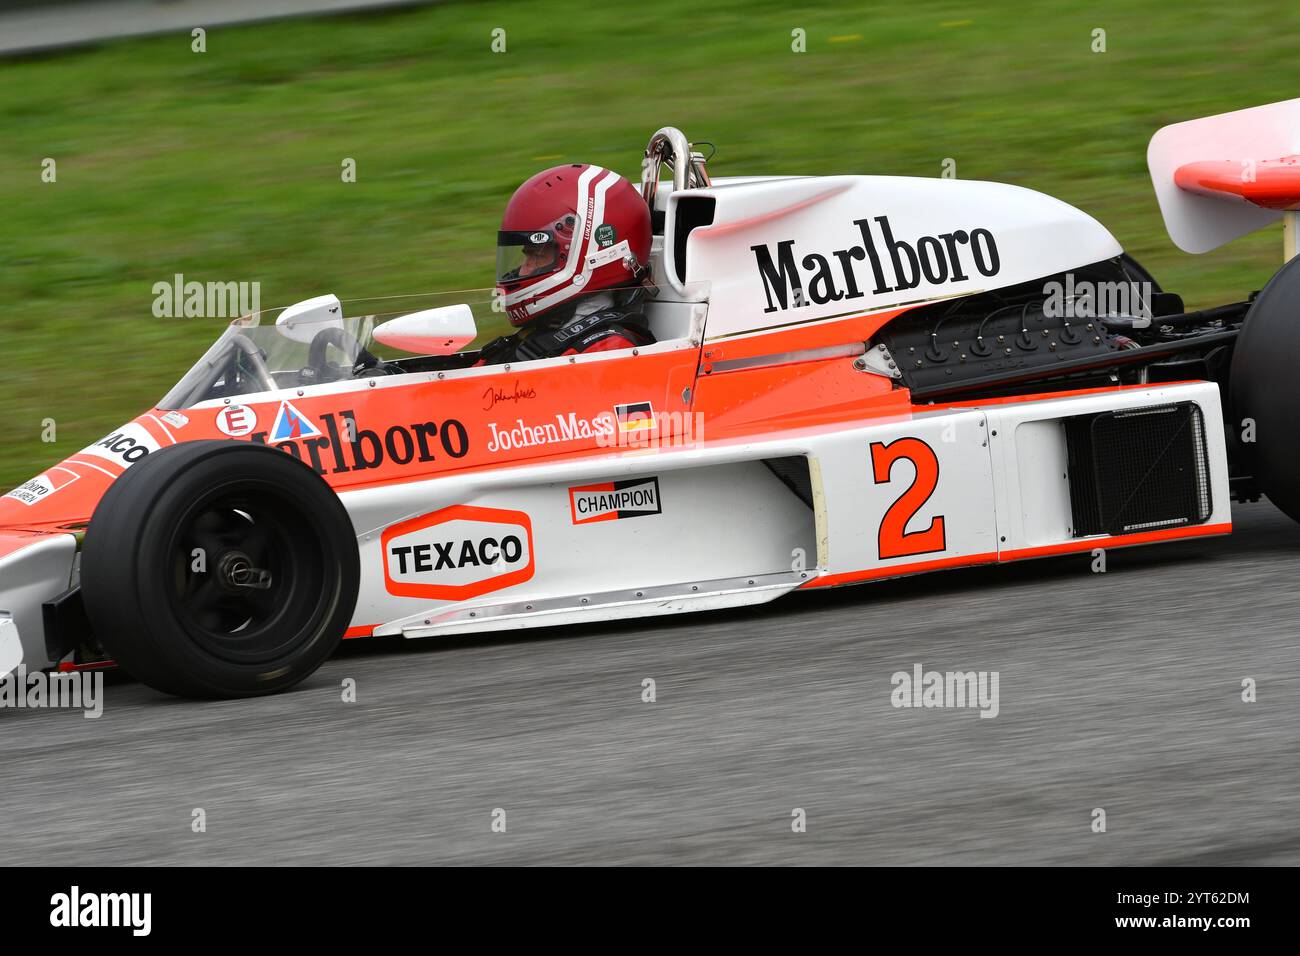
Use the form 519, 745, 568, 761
569, 477, 662, 524
381, 505, 534, 600
77, 422, 161, 468
750, 215, 1001, 313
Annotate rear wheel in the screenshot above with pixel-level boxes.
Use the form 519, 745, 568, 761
81, 440, 359, 698
1230, 255, 1300, 521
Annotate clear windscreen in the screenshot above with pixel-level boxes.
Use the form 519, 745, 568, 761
159, 289, 508, 409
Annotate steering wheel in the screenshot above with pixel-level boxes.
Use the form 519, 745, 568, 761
302, 326, 383, 384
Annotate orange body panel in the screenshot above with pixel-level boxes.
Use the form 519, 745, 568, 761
0, 345, 700, 532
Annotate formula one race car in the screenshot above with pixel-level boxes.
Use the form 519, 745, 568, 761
5, 100, 1300, 698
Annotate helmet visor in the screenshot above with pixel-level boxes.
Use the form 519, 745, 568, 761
497, 230, 563, 284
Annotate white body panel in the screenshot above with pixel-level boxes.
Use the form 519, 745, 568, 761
812, 408, 998, 573
666, 175, 1123, 340
343, 457, 818, 635
985, 384, 1231, 551
330, 381, 1228, 640
0, 533, 76, 675
0, 615, 23, 675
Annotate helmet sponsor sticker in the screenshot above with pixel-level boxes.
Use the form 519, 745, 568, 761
614, 401, 656, 434
381, 505, 535, 600
4, 467, 79, 507
528, 231, 550, 244
594, 223, 617, 248
269, 400, 321, 441
584, 239, 631, 270
78, 422, 160, 468
215, 404, 257, 437
569, 477, 661, 524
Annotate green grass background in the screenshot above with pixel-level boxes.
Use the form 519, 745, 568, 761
1, 0, 1298, 490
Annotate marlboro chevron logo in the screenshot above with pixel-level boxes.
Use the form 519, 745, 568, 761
750, 216, 1001, 313
269, 400, 321, 441
569, 476, 662, 524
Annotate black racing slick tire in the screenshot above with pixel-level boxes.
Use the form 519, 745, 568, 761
1230, 254, 1300, 522
80, 440, 360, 699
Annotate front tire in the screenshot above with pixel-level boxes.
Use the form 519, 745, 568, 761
81, 440, 360, 698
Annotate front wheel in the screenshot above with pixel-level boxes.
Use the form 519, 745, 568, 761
81, 440, 360, 698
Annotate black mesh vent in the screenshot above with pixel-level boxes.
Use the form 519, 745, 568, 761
1065, 402, 1211, 537
763, 456, 814, 508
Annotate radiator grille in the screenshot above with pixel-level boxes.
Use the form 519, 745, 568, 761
1065, 402, 1211, 537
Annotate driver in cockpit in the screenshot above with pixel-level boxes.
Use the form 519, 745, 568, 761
477, 164, 655, 365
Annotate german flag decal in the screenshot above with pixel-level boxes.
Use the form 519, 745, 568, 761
569, 477, 662, 524
614, 401, 656, 433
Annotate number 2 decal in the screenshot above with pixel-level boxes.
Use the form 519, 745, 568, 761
870, 438, 946, 559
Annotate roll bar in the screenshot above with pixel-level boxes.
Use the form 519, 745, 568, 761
640, 127, 712, 207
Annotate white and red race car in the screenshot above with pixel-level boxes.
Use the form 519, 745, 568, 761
4, 101, 1300, 698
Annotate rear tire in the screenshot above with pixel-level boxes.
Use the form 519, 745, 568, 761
81, 440, 359, 698
1230, 255, 1300, 522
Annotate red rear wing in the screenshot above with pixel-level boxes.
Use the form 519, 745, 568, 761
1173, 154, 1300, 210
1148, 98, 1300, 256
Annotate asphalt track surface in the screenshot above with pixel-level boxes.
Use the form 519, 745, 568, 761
3, 499, 1298, 866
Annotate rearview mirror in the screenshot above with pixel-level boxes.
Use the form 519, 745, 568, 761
373, 304, 477, 356
276, 294, 343, 344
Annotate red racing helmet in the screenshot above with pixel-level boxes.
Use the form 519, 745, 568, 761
496, 164, 652, 327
